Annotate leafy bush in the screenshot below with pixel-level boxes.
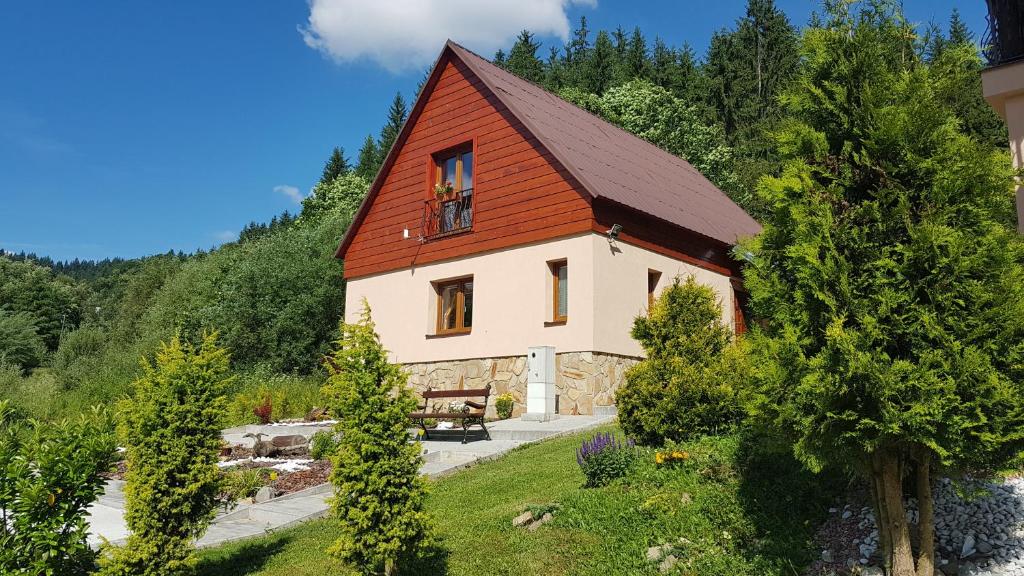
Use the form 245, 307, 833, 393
225, 370, 325, 426
253, 394, 273, 424
0, 256, 87, 350
221, 468, 274, 501
98, 333, 231, 576
52, 326, 107, 373
576, 431, 636, 487
495, 392, 514, 419
0, 400, 116, 576
310, 430, 340, 460
0, 310, 46, 371
616, 276, 748, 445
323, 304, 428, 575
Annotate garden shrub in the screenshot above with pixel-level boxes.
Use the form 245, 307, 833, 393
616, 276, 748, 445
224, 370, 325, 426
323, 304, 428, 576
0, 310, 46, 371
98, 333, 231, 576
221, 468, 273, 501
576, 431, 637, 487
0, 400, 116, 576
253, 394, 273, 424
495, 392, 514, 419
309, 430, 340, 460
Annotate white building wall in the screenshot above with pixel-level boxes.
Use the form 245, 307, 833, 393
343, 232, 736, 364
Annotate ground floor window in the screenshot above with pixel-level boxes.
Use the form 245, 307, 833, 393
436, 277, 473, 334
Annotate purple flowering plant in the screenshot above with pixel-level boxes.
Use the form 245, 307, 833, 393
576, 432, 637, 487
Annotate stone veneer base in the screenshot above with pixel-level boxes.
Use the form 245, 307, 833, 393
403, 352, 639, 418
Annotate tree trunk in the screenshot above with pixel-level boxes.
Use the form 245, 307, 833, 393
872, 449, 916, 576
915, 449, 935, 576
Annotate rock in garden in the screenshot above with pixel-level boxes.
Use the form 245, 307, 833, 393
254, 485, 278, 503
658, 555, 678, 574
962, 534, 977, 559
512, 510, 533, 527
822, 549, 833, 563
528, 512, 552, 532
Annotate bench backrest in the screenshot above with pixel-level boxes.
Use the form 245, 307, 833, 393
420, 384, 491, 400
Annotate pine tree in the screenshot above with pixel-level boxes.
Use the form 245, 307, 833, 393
493, 48, 507, 67
377, 92, 407, 161
745, 3, 1024, 575
584, 30, 616, 94
506, 30, 544, 83
948, 8, 972, 46
625, 27, 649, 81
355, 134, 380, 181
650, 37, 677, 91
320, 146, 350, 184
543, 45, 565, 90
564, 15, 591, 85
324, 304, 428, 575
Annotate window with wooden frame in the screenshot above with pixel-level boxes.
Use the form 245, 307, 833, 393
434, 147, 473, 192
430, 146, 474, 236
647, 270, 661, 311
435, 277, 473, 335
550, 260, 568, 323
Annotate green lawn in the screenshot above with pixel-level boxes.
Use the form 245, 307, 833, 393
197, 426, 840, 576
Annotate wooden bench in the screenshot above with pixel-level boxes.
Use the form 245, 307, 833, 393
409, 384, 492, 444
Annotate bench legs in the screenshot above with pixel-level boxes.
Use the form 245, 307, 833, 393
420, 419, 431, 440
461, 417, 492, 444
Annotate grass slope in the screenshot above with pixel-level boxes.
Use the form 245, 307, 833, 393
197, 426, 840, 576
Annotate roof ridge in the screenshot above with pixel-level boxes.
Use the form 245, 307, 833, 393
448, 40, 704, 180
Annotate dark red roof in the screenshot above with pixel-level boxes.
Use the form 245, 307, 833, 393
448, 41, 760, 246
337, 41, 759, 259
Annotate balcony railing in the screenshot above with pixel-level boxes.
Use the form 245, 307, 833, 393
984, 0, 1024, 67
422, 189, 473, 240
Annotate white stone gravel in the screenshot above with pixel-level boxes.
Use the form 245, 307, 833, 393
837, 477, 1024, 576
217, 457, 314, 472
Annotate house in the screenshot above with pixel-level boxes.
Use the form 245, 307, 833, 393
336, 41, 760, 417
981, 0, 1024, 231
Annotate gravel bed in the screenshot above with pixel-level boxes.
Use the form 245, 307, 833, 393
807, 477, 1024, 576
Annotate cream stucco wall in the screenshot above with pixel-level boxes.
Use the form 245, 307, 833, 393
343, 232, 735, 364
590, 234, 735, 358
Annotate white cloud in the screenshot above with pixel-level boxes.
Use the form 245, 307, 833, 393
274, 184, 304, 204
212, 230, 237, 243
300, 0, 596, 73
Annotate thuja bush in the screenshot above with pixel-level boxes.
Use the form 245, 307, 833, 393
323, 303, 428, 576
616, 276, 749, 445
0, 400, 116, 576
576, 431, 636, 487
98, 333, 231, 576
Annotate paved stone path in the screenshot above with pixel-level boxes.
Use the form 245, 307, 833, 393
87, 414, 614, 549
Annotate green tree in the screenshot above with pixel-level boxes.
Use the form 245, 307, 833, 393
320, 146, 350, 184
323, 304, 428, 575
0, 256, 87, 350
743, 3, 1024, 575
583, 30, 616, 94
99, 333, 231, 576
377, 92, 408, 162
625, 27, 649, 81
301, 172, 370, 221
506, 30, 544, 83
616, 277, 746, 445
355, 134, 381, 181
0, 402, 116, 576
0, 310, 46, 370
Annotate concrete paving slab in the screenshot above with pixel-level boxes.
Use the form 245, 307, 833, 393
88, 415, 614, 550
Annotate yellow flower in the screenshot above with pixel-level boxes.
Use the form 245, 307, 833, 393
655, 453, 665, 464
270, 471, 278, 481
47, 493, 56, 506
671, 451, 684, 460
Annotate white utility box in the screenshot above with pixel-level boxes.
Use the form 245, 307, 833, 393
523, 346, 557, 421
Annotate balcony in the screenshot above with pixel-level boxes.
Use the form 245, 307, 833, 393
422, 189, 473, 240
984, 0, 1024, 67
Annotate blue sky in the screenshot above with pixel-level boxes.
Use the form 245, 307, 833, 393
0, 0, 986, 262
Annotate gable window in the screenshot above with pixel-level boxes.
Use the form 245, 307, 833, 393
647, 270, 661, 311
436, 277, 473, 334
428, 147, 473, 237
551, 260, 568, 323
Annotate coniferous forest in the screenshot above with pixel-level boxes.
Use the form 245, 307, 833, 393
0, 0, 1006, 425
